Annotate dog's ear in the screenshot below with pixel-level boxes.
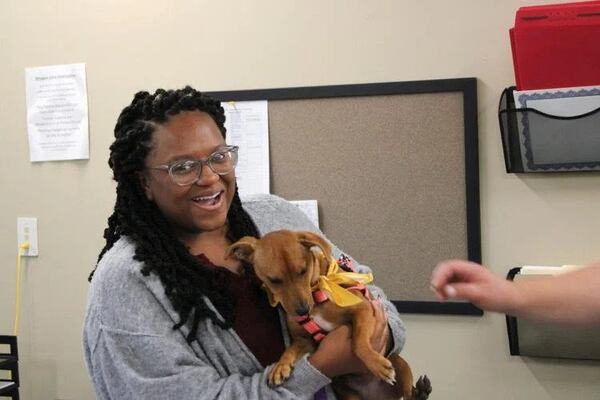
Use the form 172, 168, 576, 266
226, 236, 258, 263
297, 231, 332, 278
296, 231, 332, 258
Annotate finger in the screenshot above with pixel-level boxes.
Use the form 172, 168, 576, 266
443, 282, 483, 304
431, 260, 486, 302
430, 284, 448, 301
372, 301, 387, 332
372, 299, 383, 319
376, 322, 390, 354
430, 261, 459, 289
431, 259, 483, 289
368, 299, 380, 320
370, 301, 389, 353
443, 284, 459, 298
378, 302, 387, 326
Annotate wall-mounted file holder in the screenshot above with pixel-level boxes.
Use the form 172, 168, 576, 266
505, 267, 600, 361
498, 86, 600, 173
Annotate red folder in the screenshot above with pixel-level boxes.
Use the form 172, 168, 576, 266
510, 1, 600, 90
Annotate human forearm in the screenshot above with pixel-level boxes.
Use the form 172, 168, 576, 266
91, 327, 329, 399
308, 342, 352, 378
512, 264, 600, 324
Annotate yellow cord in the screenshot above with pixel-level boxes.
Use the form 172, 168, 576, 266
13, 242, 29, 336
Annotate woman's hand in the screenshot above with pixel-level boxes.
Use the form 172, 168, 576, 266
371, 300, 392, 354
308, 301, 390, 378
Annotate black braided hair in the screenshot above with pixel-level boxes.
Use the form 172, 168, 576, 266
90, 86, 260, 341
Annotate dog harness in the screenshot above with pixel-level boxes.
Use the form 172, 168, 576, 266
294, 254, 373, 343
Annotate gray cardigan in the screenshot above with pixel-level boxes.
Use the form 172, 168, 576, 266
83, 194, 406, 399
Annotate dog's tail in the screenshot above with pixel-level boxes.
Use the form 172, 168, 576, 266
411, 375, 432, 400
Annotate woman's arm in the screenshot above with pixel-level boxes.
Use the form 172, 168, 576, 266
86, 326, 329, 400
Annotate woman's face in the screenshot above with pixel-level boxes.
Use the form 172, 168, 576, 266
141, 111, 236, 239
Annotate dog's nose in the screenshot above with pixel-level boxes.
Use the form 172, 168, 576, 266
295, 303, 310, 316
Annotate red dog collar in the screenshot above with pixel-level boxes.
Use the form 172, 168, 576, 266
294, 254, 370, 342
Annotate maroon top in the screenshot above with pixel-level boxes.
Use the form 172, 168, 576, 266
197, 254, 286, 367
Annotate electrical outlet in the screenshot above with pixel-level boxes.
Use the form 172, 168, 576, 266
17, 217, 38, 256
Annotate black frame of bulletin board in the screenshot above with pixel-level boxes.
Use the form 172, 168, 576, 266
208, 77, 482, 316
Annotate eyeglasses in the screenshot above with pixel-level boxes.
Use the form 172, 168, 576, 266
148, 145, 239, 186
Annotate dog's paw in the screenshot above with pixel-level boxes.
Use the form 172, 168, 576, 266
268, 362, 293, 386
412, 375, 432, 400
364, 353, 396, 386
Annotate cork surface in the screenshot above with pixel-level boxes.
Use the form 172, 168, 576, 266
269, 93, 467, 301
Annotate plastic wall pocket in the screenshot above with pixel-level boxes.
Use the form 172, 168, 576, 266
505, 267, 600, 361
498, 86, 600, 173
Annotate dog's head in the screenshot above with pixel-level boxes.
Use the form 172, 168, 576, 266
226, 229, 331, 317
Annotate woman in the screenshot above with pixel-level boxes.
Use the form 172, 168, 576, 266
83, 86, 406, 399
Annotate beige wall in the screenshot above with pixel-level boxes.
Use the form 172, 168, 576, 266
1, 0, 599, 398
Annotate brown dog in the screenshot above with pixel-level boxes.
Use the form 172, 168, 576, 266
227, 229, 431, 400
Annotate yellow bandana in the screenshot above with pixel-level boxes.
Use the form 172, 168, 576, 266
263, 256, 373, 308
312, 257, 373, 307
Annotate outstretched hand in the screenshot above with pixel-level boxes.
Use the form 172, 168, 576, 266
430, 259, 522, 314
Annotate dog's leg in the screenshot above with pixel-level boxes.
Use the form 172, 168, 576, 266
350, 302, 396, 385
389, 353, 414, 399
268, 337, 315, 386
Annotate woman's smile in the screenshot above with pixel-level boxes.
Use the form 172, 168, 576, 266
191, 190, 225, 211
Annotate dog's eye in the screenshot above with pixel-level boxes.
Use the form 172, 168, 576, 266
268, 277, 283, 285
297, 268, 307, 276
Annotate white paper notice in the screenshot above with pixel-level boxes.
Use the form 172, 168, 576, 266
291, 200, 320, 228
222, 101, 270, 196
25, 63, 89, 162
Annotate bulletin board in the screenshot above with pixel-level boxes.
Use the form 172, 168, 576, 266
208, 78, 481, 315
